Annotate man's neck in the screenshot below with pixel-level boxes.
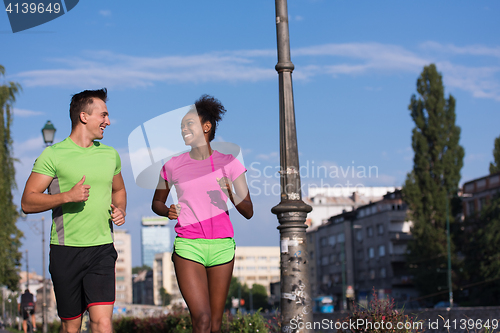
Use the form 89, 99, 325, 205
69, 128, 95, 148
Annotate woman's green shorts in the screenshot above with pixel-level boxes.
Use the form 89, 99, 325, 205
173, 237, 235, 267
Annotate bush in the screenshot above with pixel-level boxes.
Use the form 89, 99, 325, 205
338, 290, 424, 333
113, 309, 281, 333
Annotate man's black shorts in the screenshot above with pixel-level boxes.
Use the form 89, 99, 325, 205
49, 243, 117, 320
21, 306, 34, 320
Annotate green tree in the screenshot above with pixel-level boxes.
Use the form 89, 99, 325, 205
132, 265, 152, 274
0, 65, 23, 291
159, 287, 171, 306
225, 278, 270, 311
490, 135, 500, 174
457, 194, 500, 306
403, 64, 464, 304
248, 283, 269, 311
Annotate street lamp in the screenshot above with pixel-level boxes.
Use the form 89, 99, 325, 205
271, 0, 313, 331
446, 193, 453, 308
41, 120, 55, 333
41, 121, 56, 146
20, 213, 47, 333
42, 120, 56, 146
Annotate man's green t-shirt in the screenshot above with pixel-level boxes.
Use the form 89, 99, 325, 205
32, 137, 121, 247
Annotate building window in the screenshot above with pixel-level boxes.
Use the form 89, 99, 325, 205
368, 247, 374, 258
246, 256, 255, 261
379, 245, 386, 257
321, 256, 329, 266
320, 237, 327, 246
467, 201, 475, 216
116, 276, 125, 281
356, 229, 363, 241
370, 269, 375, 280
380, 268, 386, 278
259, 266, 268, 271
479, 197, 487, 212
357, 249, 364, 260
377, 224, 384, 235
329, 253, 336, 263
310, 251, 314, 260
328, 235, 336, 246
367, 226, 373, 237
337, 233, 345, 243
258, 256, 268, 261
247, 266, 256, 270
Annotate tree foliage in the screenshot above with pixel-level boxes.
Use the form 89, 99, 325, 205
159, 287, 171, 306
0, 65, 23, 291
403, 64, 464, 303
132, 265, 152, 274
490, 135, 500, 174
0, 65, 22, 290
225, 277, 270, 311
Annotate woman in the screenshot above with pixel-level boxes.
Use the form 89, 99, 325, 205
152, 95, 253, 333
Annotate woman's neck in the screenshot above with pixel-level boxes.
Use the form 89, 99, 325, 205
189, 144, 213, 160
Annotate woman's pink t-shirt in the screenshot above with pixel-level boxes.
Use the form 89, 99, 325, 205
161, 150, 246, 239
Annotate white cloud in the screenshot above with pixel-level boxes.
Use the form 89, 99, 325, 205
99, 10, 112, 17
420, 41, 500, 58
256, 151, 279, 160
14, 136, 45, 156
13, 42, 500, 101
13, 108, 44, 117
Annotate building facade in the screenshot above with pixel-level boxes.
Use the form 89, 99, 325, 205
153, 252, 182, 306
305, 186, 398, 229
141, 217, 171, 268
307, 190, 417, 310
233, 246, 280, 295
462, 172, 500, 217
133, 269, 154, 305
115, 229, 133, 304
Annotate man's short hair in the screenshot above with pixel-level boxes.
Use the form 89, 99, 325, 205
69, 88, 108, 129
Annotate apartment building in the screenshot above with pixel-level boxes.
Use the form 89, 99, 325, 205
233, 246, 280, 295
115, 229, 133, 304
308, 190, 417, 310
462, 172, 500, 217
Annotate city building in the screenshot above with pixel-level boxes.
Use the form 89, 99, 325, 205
307, 190, 417, 310
115, 229, 133, 304
133, 269, 154, 305
233, 247, 280, 295
462, 172, 500, 217
150, 246, 281, 308
153, 252, 182, 306
305, 186, 398, 230
141, 217, 171, 268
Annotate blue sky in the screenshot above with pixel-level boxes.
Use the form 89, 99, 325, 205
2, 1, 499, 277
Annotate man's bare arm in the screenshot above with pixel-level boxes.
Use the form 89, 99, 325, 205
21, 173, 90, 214
111, 172, 127, 226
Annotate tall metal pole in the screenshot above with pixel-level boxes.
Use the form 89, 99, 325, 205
25, 250, 29, 290
446, 193, 453, 308
271, 0, 313, 331
341, 240, 346, 310
42, 216, 47, 333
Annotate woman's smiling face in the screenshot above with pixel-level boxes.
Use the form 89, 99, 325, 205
181, 111, 209, 147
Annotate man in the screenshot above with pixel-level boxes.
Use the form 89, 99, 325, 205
18, 289, 36, 333
21, 88, 126, 333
